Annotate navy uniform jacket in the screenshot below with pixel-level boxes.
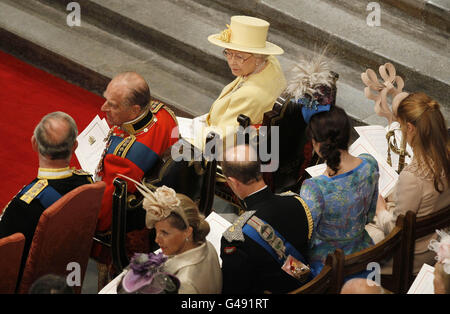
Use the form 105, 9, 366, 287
220, 186, 313, 294
0, 167, 92, 280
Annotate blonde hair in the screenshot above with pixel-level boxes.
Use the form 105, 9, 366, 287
166, 194, 210, 244
396, 93, 450, 192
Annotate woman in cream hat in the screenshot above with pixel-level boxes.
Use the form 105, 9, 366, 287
205, 15, 286, 145
117, 174, 222, 294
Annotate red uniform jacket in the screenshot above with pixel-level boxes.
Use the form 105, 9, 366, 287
96, 102, 178, 232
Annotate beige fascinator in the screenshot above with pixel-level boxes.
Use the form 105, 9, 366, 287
116, 174, 189, 229
361, 63, 409, 124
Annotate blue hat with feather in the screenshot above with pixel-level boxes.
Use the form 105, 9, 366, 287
285, 51, 338, 123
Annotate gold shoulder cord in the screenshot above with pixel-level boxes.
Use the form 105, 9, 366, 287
295, 196, 313, 240
113, 135, 137, 158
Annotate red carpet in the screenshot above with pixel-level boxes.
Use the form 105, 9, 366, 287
0, 50, 104, 210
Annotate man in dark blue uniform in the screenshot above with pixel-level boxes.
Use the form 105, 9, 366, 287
0, 112, 92, 281
220, 144, 313, 294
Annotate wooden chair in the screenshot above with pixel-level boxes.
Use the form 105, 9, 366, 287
145, 132, 219, 216
108, 132, 220, 273
403, 204, 450, 290
217, 72, 338, 196
334, 211, 415, 294
288, 251, 340, 294
0, 233, 25, 293
17, 181, 105, 294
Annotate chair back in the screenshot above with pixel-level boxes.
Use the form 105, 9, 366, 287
235, 76, 337, 193
17, 181, 105, 294
335, 211, 414, 294
110, 178, 129, 273
145, 132, 218, 216
404, 204, 450, 289
414, 204, 450, 239
288, 251, 340, 294
0, 233, 25, 293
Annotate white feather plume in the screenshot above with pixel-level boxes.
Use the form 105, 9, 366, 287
286, 52, 333, 101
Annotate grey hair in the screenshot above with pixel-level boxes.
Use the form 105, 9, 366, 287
33, 111, 78, 160
253, 54, 269, 61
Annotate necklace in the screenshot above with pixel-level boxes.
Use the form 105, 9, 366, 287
233, 60, 268, 92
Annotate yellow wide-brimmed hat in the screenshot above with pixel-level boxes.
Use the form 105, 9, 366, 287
208, 16, 284, 55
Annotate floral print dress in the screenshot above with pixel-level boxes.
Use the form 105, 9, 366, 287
300, 153, 379, 273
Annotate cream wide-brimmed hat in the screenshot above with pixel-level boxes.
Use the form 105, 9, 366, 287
208, 15, 284, 55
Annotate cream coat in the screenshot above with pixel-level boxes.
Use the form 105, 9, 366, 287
163, 241, 222, 294
206, 55, 286, 145
367, 158, 450, 274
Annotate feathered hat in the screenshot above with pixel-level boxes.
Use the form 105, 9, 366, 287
285, 50, 338, 123
116, 174, 189, 229
119, 252, 180, 294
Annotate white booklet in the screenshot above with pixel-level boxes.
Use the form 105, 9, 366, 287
176, 114, 207, 147
305, 136, 399, 198
407, 263, 435, 294
75, 115, 110, 176
205, 211, 232, 267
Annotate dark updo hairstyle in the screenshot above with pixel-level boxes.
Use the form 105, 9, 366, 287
306, 106, 351, 176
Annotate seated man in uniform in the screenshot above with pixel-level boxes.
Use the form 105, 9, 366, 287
0, 111, 92, 282
219, 144, 313, 294
93, 72, 178, 283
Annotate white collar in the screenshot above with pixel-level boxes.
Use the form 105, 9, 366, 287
37, 167, 72, 179
245, 185, 268, 198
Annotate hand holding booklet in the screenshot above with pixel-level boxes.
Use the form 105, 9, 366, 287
75, 115, 110, 177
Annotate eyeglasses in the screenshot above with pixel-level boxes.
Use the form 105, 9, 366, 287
222, 49, 253, 64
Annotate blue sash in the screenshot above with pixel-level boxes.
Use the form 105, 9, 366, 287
242, 217, 308, 267
107, 135, 159, 173
19, 181, 62, 209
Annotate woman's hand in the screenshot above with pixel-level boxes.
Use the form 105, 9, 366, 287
376, 193, 387, 216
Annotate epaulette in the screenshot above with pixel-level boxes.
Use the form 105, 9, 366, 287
277, 190, 299, 197
72, 169, 94, 183
277, 191, 313, 240
72, 169, 92, 176
223, 210, 256, 242
20, 179, 48, 204
150, 100, 165, 114
150, 100, 178, 125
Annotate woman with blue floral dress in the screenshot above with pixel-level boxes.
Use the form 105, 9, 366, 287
299, 106, 379, 275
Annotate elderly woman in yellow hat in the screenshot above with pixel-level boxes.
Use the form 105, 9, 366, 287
205, 15, 286, 144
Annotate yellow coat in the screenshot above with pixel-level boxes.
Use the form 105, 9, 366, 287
206, 55, 286, 145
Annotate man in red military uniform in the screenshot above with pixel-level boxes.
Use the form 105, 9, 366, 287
93, 72, 178, 286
